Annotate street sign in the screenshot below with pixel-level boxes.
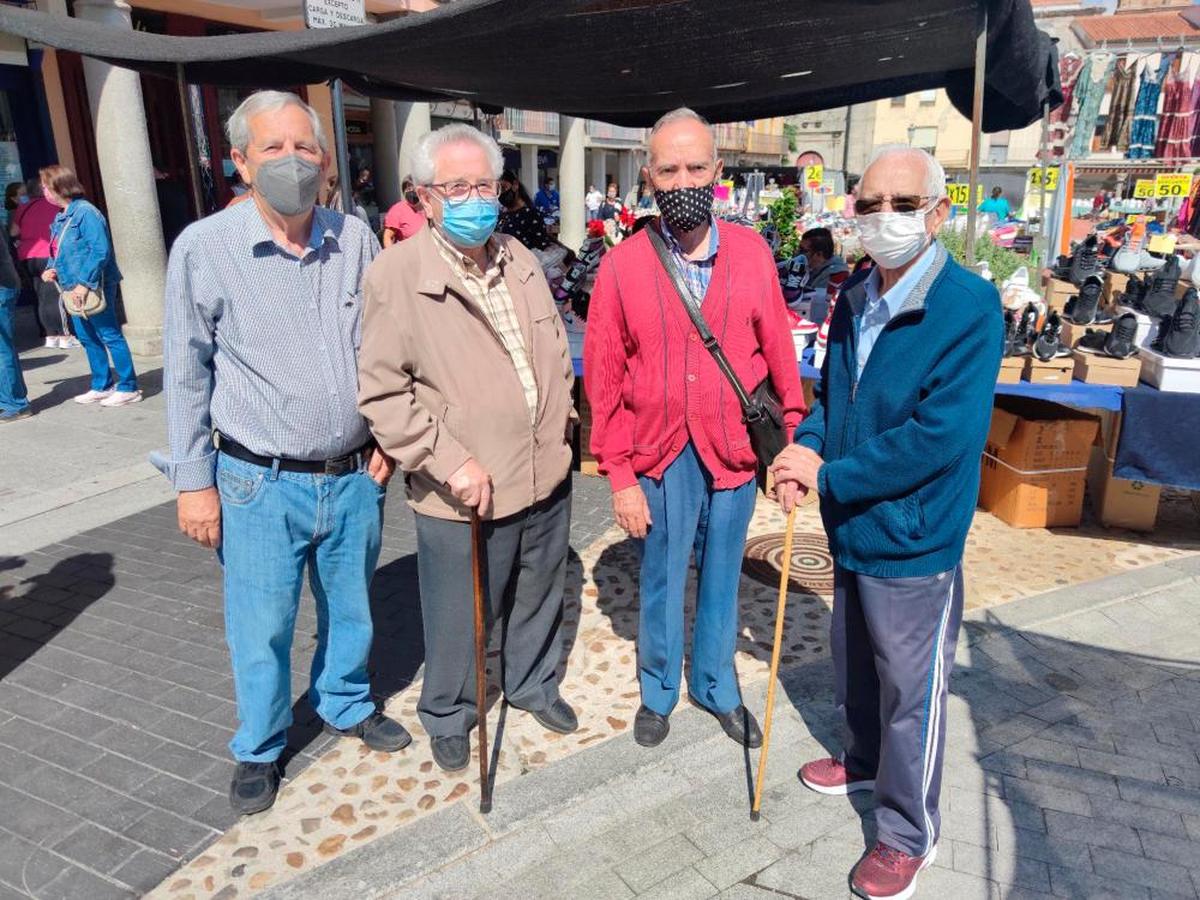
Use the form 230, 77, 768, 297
947, 183, 983, 208
804, 164, 823, 188
304, 0, 365, 29
1155, 173, 1193, 199
1027, 167, 1060, 191
1132, 179, 1156, 199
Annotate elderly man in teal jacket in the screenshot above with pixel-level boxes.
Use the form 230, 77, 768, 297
772, 145, 1003, 900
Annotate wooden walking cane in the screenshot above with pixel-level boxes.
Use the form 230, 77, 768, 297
750, 505, 797, 821
471, 509, 492, 814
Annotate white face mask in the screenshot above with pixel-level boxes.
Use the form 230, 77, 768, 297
858, 205, 935, 270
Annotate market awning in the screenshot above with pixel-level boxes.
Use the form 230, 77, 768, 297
0, 0, 1059, 132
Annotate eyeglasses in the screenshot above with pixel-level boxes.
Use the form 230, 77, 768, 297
427, 179, 500, 206
854, 194, 935, 216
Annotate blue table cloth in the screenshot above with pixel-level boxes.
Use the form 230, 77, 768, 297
1114, 386, 1200, 490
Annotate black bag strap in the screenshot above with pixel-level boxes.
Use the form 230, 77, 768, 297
646, 224, 758, 416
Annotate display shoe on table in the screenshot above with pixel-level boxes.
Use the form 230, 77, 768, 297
1103, 313, 1139, 359
1015, 302, 1039, 353
1162, 286, 1200, 359
1139, 254, 1182, 318
1064, 275, 1110, 326
1069, 234, 1102, 286
1110, 237, 1142, 275
1138, 248, 1166, 272
1033, 311, 1070, 362
1003, 309, 1021, 357
1074, 327, 1110, 354
1051, 249, 1075, 281
1118, 273, 1147, 310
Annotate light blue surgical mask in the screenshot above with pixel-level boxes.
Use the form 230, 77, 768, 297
440, 197, 499, 248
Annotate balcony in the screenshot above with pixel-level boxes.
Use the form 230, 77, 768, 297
586, 120, 647, 144
746, 131, 786, 157
715, 123, 748, 152
502, 108, 560, 138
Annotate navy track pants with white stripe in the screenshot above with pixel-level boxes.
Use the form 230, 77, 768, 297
832, 563, 964, 858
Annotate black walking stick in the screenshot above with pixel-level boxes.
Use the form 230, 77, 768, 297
471, 509, 492, 814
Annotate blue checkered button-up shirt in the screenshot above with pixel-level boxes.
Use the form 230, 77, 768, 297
659, 216, 720, 308
152, 200, 380, 491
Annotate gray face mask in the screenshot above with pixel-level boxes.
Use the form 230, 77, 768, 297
253, 154, 322, 217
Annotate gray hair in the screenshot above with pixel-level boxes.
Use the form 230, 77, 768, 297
864, 144, 947, 199
226, 90, 328, 155
649, 107, 718, 162
411, 124, 504, 186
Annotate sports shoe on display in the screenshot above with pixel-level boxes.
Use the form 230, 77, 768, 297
851, 843, 938, 900
98, 390, 143, 407
1014, 302, 1039, 353
1068, 234, 1101, 286
1002, 309, 1020, 357
1033, 311, 1069, 362
1162, 287, 1200, 359
1139, 255, 1182, 318
74, 389, 114, 404
1137, 248, 1166, 272
1104, 313, 1139, 359
1110, 236, 1141, 275
1064, 275, 1110, 326
1074, 327, 1109, 354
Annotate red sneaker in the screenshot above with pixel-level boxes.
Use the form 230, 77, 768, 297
851, 842, 937, 900
798, 756, 875, 795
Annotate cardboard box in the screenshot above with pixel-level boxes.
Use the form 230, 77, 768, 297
1087, 447, 1161, 531
996, 356, 1024, 385
1023, 356, 1074, 384
1046, 278, 1075, 314
1071, 349, 1141, 387
978, 398, 1099, 528
1061, 318, 1111, 350
1103, 271, 1130, 306
1138, 344, 1200, 393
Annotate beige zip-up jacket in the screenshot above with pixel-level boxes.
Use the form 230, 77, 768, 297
357, 225, 575, 522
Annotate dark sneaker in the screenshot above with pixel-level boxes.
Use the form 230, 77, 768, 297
229, 761, 281, 816
1104, 313, 1140, 359
1075, 327, 1109, 353
1141, 254, 1182, 318
323, 711, 412, 752
431, 734, 470, 773
799, 756, 876, 795
525, 697, 579, 735
0, 407, 32, 424
634, 705, 670, 747
1069, 234, 1100, 285
1002, 309, 1019, 357
706, 704, 763, 748
1015, 302, 1039, 353
851, 842, 938, 900
1065, 275, 1104, 325
1163, 286, 1200, 359
1033, 310, 1065, 361
1121, 273, 1149, 310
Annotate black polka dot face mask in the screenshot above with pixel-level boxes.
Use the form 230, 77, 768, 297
654, 183, 714, 234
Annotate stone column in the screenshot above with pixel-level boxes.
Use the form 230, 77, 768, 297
73, 0, 166, 357
370, 98, 401, 209
396, 102, 431, 185
589, 147, 607, 193
618, 150, 638, 199
520, 143, 538, 192
558, 116, 586, 251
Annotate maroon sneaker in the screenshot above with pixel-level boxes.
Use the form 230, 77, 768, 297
798, 756, 875, 795
851, 842, 937, 900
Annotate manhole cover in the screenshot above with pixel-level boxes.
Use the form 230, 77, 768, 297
743, 532, 835, 595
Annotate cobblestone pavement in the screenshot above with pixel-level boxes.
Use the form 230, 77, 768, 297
261, 557, 1200, 900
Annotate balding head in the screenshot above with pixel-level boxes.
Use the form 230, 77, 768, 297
859, 145, 946, 206
645, 107, 722, 192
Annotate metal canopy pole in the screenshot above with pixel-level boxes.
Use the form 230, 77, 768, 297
1038, 101, 1050, 268
964, 1, 988, 269
176, 64, 204, 219
331, 79, 354, 214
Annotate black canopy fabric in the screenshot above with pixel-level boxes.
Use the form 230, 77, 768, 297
0, 0, 1059, 133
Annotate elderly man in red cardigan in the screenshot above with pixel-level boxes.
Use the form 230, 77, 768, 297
584, 108, 805, 749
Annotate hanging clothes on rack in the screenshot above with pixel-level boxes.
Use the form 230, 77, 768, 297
1070, 52, 1114, 159
1186, 178, 1200, 237
1128, 53, 1171, 159
1156, 53, 1198, 160
1049, 53, 1083, 159
1100, 55, 1138, 152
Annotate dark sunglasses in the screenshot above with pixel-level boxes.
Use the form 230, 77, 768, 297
854, 194, 934, 216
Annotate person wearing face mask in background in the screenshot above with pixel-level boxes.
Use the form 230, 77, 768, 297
497, 169, 553, 251
584, 108, 805, 751
153, 91, 409, 817
382, 176, 427, 247
771, 145, 1002, 900
357, 124, 579, 775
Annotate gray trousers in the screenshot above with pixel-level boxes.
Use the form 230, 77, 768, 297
832, 563, 964, 858
414, 479, 571, 737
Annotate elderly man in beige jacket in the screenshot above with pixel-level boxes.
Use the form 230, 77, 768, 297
358, 124, 577, 774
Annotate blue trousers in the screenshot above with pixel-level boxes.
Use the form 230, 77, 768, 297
70, 293, 137, 392
216, 452, 382, 762
636, 443, 757, 716
0, 287, 29, 415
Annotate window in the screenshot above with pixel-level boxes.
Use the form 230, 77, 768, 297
890, 95, 906, 107
986, 130, 1010, 165
909, 127, 938, 153
986, 146, 1009, 164
918, 89, 938, 106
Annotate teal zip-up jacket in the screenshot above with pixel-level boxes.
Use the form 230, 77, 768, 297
794, 243, 1003, 578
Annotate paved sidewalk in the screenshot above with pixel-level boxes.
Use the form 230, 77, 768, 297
261, 558, 1200, 900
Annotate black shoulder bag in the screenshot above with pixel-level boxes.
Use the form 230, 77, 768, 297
646, 226, 787, 486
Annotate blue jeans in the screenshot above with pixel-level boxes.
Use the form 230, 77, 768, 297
636, 443, 757, 716
70, 291, 137, 392
216, 452, 383, 762
0, 287, 29, 415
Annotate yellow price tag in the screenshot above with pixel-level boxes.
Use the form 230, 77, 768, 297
948, 183, 970, 207
804, 164, 824, 186
1147, 234, 1177, 255
1155, 173, 1193, 199
1133, 179, 1156, 199
1125, 214, 1139, 224
1027, 167, 1060, 191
